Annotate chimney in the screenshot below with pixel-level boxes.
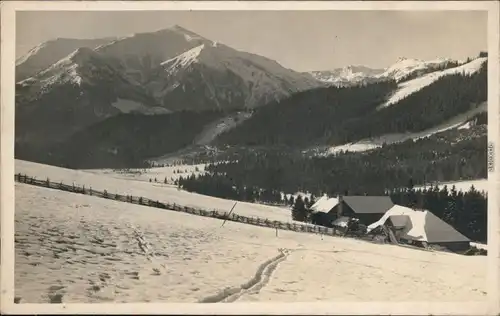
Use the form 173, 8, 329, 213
337, 194, 344, 217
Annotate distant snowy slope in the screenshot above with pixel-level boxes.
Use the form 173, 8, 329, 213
377, 57, 456, 82
381, 57, 487, 108
321, 102, 486, 156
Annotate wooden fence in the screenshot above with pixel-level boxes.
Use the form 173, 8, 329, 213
15, 173, 341, 238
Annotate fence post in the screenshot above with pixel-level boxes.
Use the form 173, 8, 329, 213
46, 178, 50, 188
90, 187, 92, 196
275, 226, 278, 237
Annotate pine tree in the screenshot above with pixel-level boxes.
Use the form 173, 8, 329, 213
291, 196, 307, 222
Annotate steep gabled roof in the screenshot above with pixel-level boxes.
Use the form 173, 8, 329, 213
420, 211, 470, 243
310, 195, 339, 213
342, 196, 394, 214
367, 205, 470, 243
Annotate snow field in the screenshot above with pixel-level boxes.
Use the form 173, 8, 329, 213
15, 183, 282, 303
15, 182, 487, 303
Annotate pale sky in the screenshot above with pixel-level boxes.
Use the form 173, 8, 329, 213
16, 10, 487, 71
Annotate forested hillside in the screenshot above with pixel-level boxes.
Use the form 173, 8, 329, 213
180, 124, 487, 198
15, 110, 227, 169
215, 80, 397, 147
216, 60, 486, 148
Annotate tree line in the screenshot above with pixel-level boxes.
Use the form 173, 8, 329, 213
193, 124, 486, 196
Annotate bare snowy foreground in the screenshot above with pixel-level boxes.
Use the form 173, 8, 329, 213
13, 160, 488, 303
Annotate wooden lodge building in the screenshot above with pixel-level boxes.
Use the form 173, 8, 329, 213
310, 195, 394, 228
367, 205, 471, 252
309, 195, 472, 252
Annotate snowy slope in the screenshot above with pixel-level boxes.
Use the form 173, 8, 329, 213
18, 47, 110, 91
16, 37, 116, 81
381, 58, 487, 108
153, 42, 323, 110
17, 25, 323, 113
95, 26, 207, 83
15, 181, 487, 303
15, 159, 299, 224
377, 57, 456, 83
15, 47, 161, 147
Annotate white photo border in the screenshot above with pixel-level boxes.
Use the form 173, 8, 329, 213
1, 1, 499, 315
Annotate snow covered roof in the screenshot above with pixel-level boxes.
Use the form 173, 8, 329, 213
367, 205, 470, 243
310, 195, 339, 213
342, 196, 394, 214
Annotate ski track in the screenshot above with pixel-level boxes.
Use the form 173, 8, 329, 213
15, 177, 487, 303
199, 248, 290, 303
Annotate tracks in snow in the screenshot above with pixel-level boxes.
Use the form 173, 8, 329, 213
199, 248, 291, 303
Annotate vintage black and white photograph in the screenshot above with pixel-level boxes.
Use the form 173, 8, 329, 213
1, 1, 499, 313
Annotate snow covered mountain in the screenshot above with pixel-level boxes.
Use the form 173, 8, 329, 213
149, 43, 322, 111
310, 57, 465, 87
16, 25, 323, 113
309, 66, 385, 86
15, 25, 324, 160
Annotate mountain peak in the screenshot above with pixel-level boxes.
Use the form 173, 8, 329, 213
152, 24, 206, 41
170, 24, 190, 32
